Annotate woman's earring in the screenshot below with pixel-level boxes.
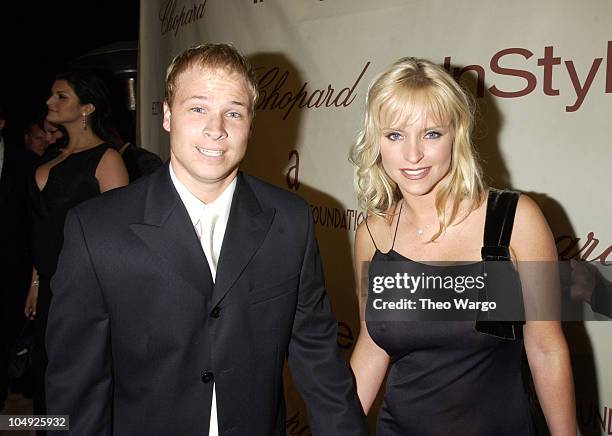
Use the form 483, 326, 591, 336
82, 114, 88, 130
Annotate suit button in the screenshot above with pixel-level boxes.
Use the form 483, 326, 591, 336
210, 306, 221, 318
201, 371, 214, 384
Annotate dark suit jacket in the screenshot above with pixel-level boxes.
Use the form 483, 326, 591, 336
120, 142, 163, 182
0, 141, 31, 295
0, 140, 32, 398
46, 166, 368, 436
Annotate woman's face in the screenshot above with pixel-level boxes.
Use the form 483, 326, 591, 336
379, 104, 453, 199
46, 80, 87, 126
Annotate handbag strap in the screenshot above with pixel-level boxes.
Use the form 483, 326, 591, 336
476, 188, 524, 340
481, 188, 519, 261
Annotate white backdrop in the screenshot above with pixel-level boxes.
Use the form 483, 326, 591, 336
139, 1, 612, 433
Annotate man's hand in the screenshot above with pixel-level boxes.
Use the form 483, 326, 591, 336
569, 259, 597, 303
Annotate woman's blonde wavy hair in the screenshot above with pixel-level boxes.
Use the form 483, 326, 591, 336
349, 57, 485, 241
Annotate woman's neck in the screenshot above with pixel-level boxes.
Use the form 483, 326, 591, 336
400, 190, 439, 226
63, 123, 103, 151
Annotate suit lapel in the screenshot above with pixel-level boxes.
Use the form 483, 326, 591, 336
130, 165, 213, 297
212, 173, 275, 307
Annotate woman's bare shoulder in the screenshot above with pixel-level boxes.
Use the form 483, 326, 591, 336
356, 206, 399, 254
510, 194, 557, 261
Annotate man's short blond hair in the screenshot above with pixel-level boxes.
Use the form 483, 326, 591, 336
165, 43, 258, 112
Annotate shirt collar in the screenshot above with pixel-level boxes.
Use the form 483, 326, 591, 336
169, 162, 237, 226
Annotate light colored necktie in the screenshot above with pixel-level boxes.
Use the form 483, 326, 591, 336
195, 210, 220, 436
196, 211, 219, 279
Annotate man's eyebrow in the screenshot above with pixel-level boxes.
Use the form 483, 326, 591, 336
181, 95, 208, 103
180, 96, 247, 107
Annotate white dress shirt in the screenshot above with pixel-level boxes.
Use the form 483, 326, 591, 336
169, 163, 236, 436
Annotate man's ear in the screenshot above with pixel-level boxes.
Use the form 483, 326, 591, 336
0, 119, 5, 130
162, 101, 171, 132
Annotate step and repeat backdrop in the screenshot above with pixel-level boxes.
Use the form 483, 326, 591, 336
139, 1, 611, 434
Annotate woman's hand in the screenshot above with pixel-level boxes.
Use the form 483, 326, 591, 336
24, 285, 38, 319
25, 266, 39, 319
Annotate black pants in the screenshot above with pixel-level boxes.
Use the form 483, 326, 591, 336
0, 260, 30, 408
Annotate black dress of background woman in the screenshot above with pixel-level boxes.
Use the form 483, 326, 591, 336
24, 70, 128, 425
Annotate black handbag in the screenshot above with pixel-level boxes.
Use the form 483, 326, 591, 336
8, 318, 36, 380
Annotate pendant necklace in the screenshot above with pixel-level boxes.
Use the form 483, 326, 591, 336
400, 201, 432, 236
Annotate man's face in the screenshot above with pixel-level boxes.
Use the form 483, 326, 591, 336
24, 124, 49, 156
44, 119, 64, 145
163, 66, 252, 202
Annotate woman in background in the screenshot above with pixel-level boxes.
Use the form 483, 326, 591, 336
24, 70, 128, 421
349, 57, 575, 435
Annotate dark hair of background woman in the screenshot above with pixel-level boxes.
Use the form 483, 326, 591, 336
55, 70, 114, 144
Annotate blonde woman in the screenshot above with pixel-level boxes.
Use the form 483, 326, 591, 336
349, 57, 575, 435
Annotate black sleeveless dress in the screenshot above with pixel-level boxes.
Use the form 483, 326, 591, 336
365, 196, 534, 436
30, 143, 113, 280
28, 143, 114, 416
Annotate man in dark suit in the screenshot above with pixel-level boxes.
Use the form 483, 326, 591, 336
119, 141, 163, 182
23, 117, 50, 169
108, 112, 163, 182
46, 44, 368, 435
0, 104, 32, 410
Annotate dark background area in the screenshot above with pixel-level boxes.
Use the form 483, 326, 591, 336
0, 1, 140, 144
